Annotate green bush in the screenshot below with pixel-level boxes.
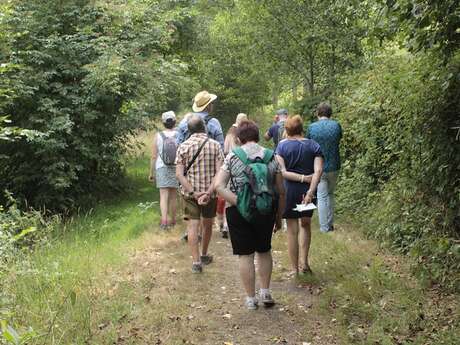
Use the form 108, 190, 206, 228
0, 0, 191, 211
336, 46, 460, 290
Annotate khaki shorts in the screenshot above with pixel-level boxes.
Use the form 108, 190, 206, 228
183, 196, 217, 220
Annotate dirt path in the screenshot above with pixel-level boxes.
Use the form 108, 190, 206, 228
96, 225, 339, 345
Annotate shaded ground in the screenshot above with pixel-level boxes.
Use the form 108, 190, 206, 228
94, 225, 339, 345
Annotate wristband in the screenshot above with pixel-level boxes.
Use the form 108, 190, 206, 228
300, 175, 305, 183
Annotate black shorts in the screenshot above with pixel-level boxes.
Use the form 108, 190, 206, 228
226, 206, 275, 255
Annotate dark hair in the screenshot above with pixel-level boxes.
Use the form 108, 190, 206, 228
164, 118, 176, 129
316, 102, 332, 118
285, 115, 304, 136
236, 120, 259, 144
187, 114, 206, 134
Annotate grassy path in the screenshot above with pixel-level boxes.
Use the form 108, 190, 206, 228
2, 154, 459, 345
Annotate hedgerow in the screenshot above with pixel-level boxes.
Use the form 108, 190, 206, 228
336, 47, 460, 290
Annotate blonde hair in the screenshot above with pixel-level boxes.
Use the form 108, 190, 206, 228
235, 113, 248, 126
285, 115, 304, 136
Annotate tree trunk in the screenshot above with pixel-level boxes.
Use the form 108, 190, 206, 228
272, 86, 279, 107
309, 50, 314, 96
292, 79, 297, 101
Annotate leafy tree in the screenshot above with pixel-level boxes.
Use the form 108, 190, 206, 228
385, 0, 460, 58
0, 0, 191, 210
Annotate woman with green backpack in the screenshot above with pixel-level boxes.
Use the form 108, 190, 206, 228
215, 120, 285, 310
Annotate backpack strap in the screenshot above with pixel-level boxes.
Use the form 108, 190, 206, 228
184, 137, 209, 176
262, 149, 274, 163
233, 147, 274, 165
232, 147, 249, 165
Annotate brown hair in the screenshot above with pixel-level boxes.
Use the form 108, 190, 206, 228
316, 102, 332, 118
285, 115, 304, 136
236, 120, 259, 144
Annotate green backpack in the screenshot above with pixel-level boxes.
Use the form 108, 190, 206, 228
232, 147, 276, 222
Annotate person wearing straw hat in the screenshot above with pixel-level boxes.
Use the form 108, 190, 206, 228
176, 91, 224, 242
176, 90, 224, 150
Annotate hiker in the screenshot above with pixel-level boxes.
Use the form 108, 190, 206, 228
176, 91, 224, 241
175, 115, 224, 273
216, 113, 249, 239
176, 90, 224, 149
306, 102, 342, 233
149, 111, 178, 230
264, 108, 288, 150
223, 113, 248, 154
275, 115, 323, 276
215, 120, 285, 310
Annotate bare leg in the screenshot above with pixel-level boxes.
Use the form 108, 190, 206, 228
187, 219, 201, 263
299, 217, 312, 270
201, 217, 213, 256
168, 188, 177, 224
239, 254, 256, 297
159, 188, 169, 224
286, 218, 300, 274
256, 251, 272, 289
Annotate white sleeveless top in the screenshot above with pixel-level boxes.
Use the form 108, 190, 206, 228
155, 130, 177, 169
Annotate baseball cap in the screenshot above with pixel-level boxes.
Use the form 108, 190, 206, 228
276, 108, 288, 116
161, 111, 176, 122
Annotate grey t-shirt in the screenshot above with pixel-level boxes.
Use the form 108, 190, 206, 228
221, 142, 281, 193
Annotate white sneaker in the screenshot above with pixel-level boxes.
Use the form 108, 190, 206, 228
259, 291, 275, 308
245, 297, 258, 310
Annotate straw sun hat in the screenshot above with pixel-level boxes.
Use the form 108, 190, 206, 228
192, 90, 217, 112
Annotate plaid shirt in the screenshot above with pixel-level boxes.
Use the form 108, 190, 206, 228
175, 133, 224, 195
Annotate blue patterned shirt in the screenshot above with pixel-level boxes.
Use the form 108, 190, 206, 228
306, 119, 342, 173
176, 111, 224, 150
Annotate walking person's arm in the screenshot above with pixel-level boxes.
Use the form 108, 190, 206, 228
215, 169, 237, 206
175, 163, 206, 200
213, 121, 225, 151
274, 172, 285, 232
149, 133, 158, 181
264, 125, 273, 141
275, 154, 313, 184
199, 153, 224, 205
303, 156, 324, 204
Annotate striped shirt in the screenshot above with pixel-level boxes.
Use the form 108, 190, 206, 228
175, 133, 224, 195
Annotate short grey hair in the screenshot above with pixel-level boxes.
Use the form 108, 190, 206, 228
187, 114, 206, 134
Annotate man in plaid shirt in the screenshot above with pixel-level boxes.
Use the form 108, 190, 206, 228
175, 115, 224, 273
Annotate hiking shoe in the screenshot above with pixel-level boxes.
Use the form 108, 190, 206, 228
160, 223, 169, 231
259, 291, 275, 308
200, 254, 213, 265
245, 297, 258, 310
301, 266, 313, 275
181, 232, 188, 242
191, 263, 202, 273
222, 230, 229, 239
